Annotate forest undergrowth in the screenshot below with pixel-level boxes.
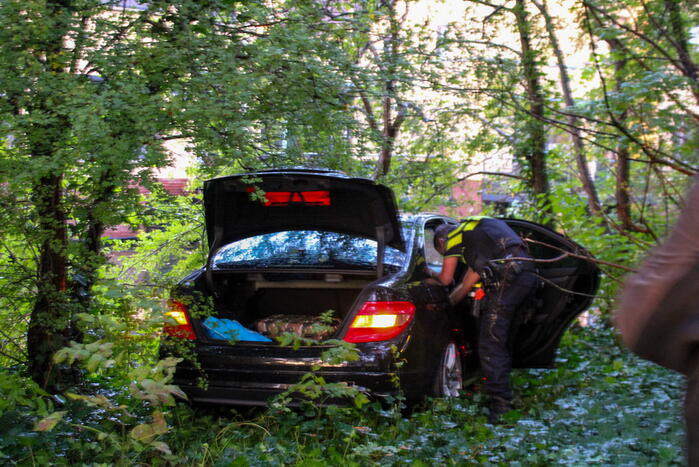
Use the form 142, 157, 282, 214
0, 317, 685, 466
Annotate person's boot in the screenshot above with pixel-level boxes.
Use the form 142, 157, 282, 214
487, 396, 512, 424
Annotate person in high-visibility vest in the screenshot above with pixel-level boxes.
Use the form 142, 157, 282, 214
428, 216, 538, 423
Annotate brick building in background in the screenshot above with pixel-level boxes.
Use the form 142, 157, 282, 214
102, 178, 189, 240
439, 178, 483, 218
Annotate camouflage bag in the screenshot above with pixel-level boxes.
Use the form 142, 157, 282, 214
253, 314, 339, 341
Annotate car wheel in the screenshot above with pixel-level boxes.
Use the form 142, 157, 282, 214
433, 340, 463, 398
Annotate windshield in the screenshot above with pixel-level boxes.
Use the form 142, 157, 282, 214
213, 230, 406, 270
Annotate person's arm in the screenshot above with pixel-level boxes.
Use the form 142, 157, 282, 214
449, 267, 481, 305
425, 256, 459, 286
616, 176, 699, 373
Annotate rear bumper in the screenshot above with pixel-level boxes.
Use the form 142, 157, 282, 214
173, 369, 398, 406
176, 383, 298, 407
165, 337, 434, 406
173, 366, 426, 406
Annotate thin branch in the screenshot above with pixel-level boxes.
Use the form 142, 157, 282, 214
499, 81, 697, 174
351, 79, 379, 133
535, 273, 600, 298
453, 39, 522, 57
0, 345, 25, 364
582, 4, 699, 123
460, 171, 527, 181
0, 323, 28, 362
521, 238, 639, 272
484, 4, 508, 22
156, 133, 192, 141
582, 0, 685, 75
70, 15, 90, 75
469, 0, 514, 13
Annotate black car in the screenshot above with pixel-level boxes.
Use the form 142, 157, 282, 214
161, 168, 599, 405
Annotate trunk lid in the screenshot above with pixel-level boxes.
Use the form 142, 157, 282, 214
203, 169, 405, 253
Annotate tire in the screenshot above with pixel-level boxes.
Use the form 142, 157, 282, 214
432, 340, 463, 398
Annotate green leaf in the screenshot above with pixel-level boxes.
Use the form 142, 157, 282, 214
33, 411, 66, 432
130, 411, 169, 442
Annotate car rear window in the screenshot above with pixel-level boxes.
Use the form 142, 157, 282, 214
212, 230, 406, 270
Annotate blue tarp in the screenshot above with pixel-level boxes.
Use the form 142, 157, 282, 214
202, 317, 272, 342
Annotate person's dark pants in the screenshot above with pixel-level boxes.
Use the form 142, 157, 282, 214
479, 265, 537, 402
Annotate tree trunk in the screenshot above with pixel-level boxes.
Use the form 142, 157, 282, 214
372, 0, 404, 180
664, 0, 699, 105
26, 174, 74, 390
513, 0, 553, 225
375, 95, 394, 179
535, 0, 604, 222
606, 38, 646, 232
25, 1, 78, 390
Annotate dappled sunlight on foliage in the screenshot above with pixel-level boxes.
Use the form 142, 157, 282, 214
0, 322, 684, 465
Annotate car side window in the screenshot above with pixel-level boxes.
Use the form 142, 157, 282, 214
424, 227, 444, 273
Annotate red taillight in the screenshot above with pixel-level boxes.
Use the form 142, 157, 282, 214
343, 301, 416, 343
294, 191, 331, 206
247, 187, 332, 206
163, 300, 196, 340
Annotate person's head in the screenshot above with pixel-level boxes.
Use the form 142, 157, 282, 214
433, 224, 455, 256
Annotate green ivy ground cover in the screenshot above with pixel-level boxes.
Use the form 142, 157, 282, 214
0, 322, 686, 466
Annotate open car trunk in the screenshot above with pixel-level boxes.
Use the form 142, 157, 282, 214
191, 271, 374, 343
189, 169, 406, 344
